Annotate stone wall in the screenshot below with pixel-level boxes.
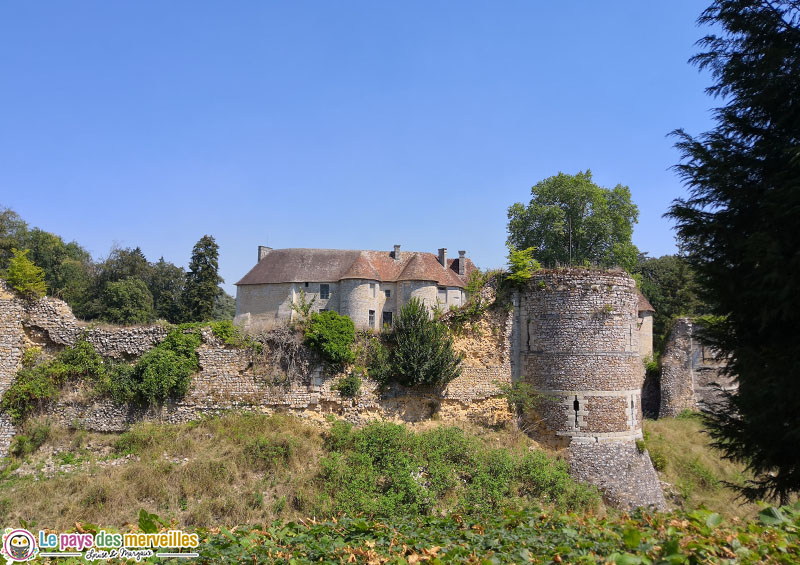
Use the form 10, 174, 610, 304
659, 317, 735, 417
516, 269, 665, 510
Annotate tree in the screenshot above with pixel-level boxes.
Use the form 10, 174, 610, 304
667, 0, 800, 504
507, 170, 639, 271
100, 277, 154, 324
4, 248, 46, 299
633, 253, 706, 354
149, 257, 186, 323
388, 297, 462, 387
182, 235, 223, 322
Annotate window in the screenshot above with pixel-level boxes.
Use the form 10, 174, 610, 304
370, 282, 376, 297
304, 282, 309, 288
438, 287, 447, 303
320, 284, 330, 299
384, 289, 391, 298
382, 311, 393, 327
368, 310, 375, 328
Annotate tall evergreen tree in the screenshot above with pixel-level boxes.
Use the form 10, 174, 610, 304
183, 235, 223, 322
667, 0, 800, 504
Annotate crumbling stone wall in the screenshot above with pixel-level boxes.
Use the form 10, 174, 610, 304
517, 269, 666, 510
0, 279, 512, 455
660, 317, 735, 417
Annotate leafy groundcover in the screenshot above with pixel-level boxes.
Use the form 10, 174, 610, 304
141, 504, 800, 564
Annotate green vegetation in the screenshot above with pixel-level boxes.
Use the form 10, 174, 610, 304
634, 253, 706, 355
1, 340, 107, 423
4, 247, 46, 299
332, 369, 362, 398
507, 170, 639, 271
643, 414, 762, 519
100, 276, 155, 324
0, 208, 236, 323
209, 319, 262, 352
381, 297, 462, 387
317, 420, 597, 518
505, 244, 541, 286
182, 235, 224, 322
169, 504, 800, 564
107, 329, 202, 406
0, 413, 595, 532
304, 310, 356, 368
668, 0, 800, 505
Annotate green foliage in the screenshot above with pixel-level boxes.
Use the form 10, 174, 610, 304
1, 340, 107, 423
385, 297, 462, 387
149, 257, 186, 323
99, 277, 154, 324
182, 235, 223, 322
505, 245, 541, 286
507, 170, 640, 271
365, 339, 391, 384
304, 310, 356, 368
21, 347, 42, 369
211, 291, 236, 321
8, 422, 50, 458
633, 253, 707, 354
289, 289, 317, 325
667, 1, 800, 505
210, 320, 262, 352
317, 421, 597, 520
332, 369, 363, 398
182, 503, 800, 564
4, 247, 46, 298
245, 436, 296, 471
107, 329, 201, 406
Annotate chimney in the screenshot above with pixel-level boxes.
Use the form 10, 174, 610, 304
258, 246, 272, 262
393, 244, 401, 262
458, 250, 466, 275
438, 248, 447, 268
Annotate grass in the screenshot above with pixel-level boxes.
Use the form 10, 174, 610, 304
643, 413, 761, 519
0, 412, 595, 531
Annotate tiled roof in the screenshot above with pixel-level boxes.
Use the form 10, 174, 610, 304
236, 248, 475, 288
637, 291, 655, 312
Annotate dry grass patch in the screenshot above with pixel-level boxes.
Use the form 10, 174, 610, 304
643, 413, 759, 519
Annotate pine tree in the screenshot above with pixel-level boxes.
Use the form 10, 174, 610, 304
667, 0, 800, 504
182, 235, 223, 322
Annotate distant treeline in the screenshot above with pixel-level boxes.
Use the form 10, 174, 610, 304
0, 206, 234, 324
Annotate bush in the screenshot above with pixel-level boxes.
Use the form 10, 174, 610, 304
315, 422, 599, 520
366, 339, 392, 384
210, 320, 262, 352
108, 329, 201, 405
5, 247, 46, 299
333, 369, 362, 398
9, 422, 51, 458
388, 298, 462, 387
304, 310, 356, 368
505, 245, 541, 287
1, 340, 107, 423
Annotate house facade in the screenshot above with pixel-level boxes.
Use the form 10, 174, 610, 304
234, 245, 476, 330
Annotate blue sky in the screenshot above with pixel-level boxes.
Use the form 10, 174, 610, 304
0, 2, 714, 295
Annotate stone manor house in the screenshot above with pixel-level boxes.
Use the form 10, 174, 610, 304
234, 245, 477, 330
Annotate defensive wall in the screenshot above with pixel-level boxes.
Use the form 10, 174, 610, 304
659, 317, 735, 417
0, 274, 669, 510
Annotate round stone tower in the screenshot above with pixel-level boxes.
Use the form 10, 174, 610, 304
518, 269, 666, 510
520, 269, 643, 444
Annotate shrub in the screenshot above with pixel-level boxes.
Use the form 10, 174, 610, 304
9, 422, 51, 458
333, 369, 362, 398
505, 244, 541, 287
5, 247, 46, 299
210, 320, 262, 352
1, 340, 107, 423
304, 310, 356, 368
366, 340, 392, 384
108, 329, 201, 405
245, 436, 296, 471
388, 298, 462, 387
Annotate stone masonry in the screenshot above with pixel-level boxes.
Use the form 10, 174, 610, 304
659, 317, 735, 417
516, 269, 666, 510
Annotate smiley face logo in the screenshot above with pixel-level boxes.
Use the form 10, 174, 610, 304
1, 528, 38, 562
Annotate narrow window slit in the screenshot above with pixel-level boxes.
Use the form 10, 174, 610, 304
573, 396, 580, 428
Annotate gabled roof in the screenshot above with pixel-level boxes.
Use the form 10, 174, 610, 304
236, 248, 476, 288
